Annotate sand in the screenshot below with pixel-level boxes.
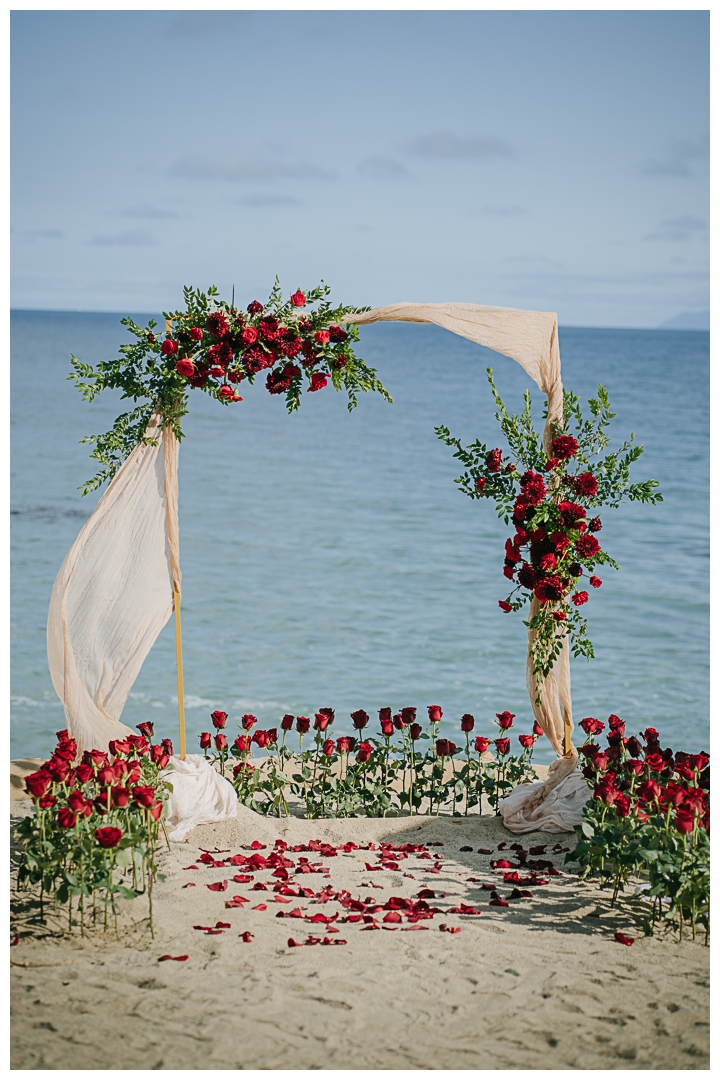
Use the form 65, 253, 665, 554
10, 766, 709, 1070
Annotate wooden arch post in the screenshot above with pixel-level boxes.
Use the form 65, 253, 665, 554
167, 317, 186, 760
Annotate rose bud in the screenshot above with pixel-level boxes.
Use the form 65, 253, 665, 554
290, 290, 306, 307
200, 732, 212, 749
427, 706, 443, 723
518, 734, 534, 749
322, 739, 335, 757
674, 809, 695, 834
267, 729, 277, 744
589, 576, 602, 588
95, 826, 123, 848
498, 600, 513, 612
308, 372, 329, 392
241, 714, 257, 731
214, 733, 228, 751
336, 737, 351, 755
356, 742, 373, 763
436, 739, 453, 756
314, 713, 329, 732
378, 707, 392, 723
176, 359, 195, 378
148, 801, 163, 822
281, 715, 295, 731
109, 738, 131, 757
496, 711, 515, 730
66, 790, 89, 813
296, 717, 310, 734
533, 720, 544, 737
393, 714, 406, 730
614, 795, 632, 817
593, 753, 610, 773
85, 749, 108, 768
553, 611, 566, 622
189, 327, 203, 341
461, 714, 475, 732
351, 710, 369, 730
161, 738, 173, 756
494, 738, 510, 757
111, 786, 131, 808
241, 326, 258, 344
211, 711, 228, 730
137, 720, 154, 739
409, 724, 422, 741
475, 478, 486, 492
126, 762, 142, 784
147, 332, 156, 343
380, 720, 394, 737
58, 806, 77, 828
475, 737, 491, 754
161, 339, 179, 356
253, 730, 269, 749
346, 736, 357, 753
401, 707, 417, 723
485, 448, 502, 473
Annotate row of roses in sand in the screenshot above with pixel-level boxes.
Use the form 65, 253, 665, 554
437, 374, 662, 700
70, 281, 391, 495
17, 724, 173, 937
568, 716, 709, 942
200, 706, 540, 819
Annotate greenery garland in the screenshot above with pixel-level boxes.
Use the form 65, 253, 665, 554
69, 280, 391, 495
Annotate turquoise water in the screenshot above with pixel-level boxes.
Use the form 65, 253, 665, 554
10, 311, 709, 762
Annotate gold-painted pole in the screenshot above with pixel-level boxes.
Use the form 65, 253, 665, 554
174, 588, 187, 760
166, 316, 186, 760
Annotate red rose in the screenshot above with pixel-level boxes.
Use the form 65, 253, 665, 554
211, 711, 227, 730
24, 770, 52, 799
496, 711, 515, 730
579, 717, 604, 736
498, 600, 513, 612
503, 567, 514, 580
461, 714, 475, 732
241, 326, 258, 345
96, 766, 115, 786
337, 737, 351, 754
614, 795, 632, 817
314, 330, 330, 345
161, 339, 178, 356
351, 710, 369, 730
147, 332, 156, 343
200, 732, 212, 749
214, 733, 228, 751
253, 730, 270, 749
240, 714, 257, 731
109, 738, 131, 757
346, 737, 357, 753
540, 552, 557, 572
73, 762, 94, 784
148, 801, 163, 821
475, 477, 486, 492
572, 591, 589, 606
322, 739, 335, 757
576, 535, 601, 559
308, 372, 329, 392
393, 714, 406, 730
66, 790, 90, 814
378, 707, 392, 723
38, 795, 58, 809
132, 785, 156, 807
176, 358, 195, 378
427, 706, 443, 723
588, 517, 602, 532
189, 327, 203, 342
436, 739, 456, 756
551, 435, 578, 461
96, 826, 123, 848
290, 290, 306, 307
380, 720, 394, 736
645, 752, 665, 772
296, 717, 311, 734
535, 576, 563, 602
356, 742, 373, 763
485, 448, 502, 473
218, 386, 242, 402
475, 736, 490, 754
409, 724, 422, 741
675, 809, 695, 834
280, 715, 294, 731
533, 720, 544, 737
234, 734, 251, 753
553, 611, 566, 622
58, 807, 76, 828
593, 754, 610, 773
638, 779, 660, 802
85, 750, 107, 768
314, 713, 330, 732
544, 458, 559, 472
111, 786, 131, 808
495, 738, 510, 756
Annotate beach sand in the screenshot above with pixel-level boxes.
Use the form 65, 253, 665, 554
10, 764, 709, 1070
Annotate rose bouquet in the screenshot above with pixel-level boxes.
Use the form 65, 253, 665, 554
16, 723, 172, 937
436, 371, 662, 698
567, 715, 709, 941
70, 280, 391, 495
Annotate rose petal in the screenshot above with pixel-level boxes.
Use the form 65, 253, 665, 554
158, 955, 188, 961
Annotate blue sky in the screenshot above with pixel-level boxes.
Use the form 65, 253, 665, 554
11, 8, 709, 327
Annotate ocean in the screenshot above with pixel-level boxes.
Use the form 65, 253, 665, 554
10, 310, 709, 763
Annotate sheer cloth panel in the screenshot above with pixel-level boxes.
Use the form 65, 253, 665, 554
47, 412, 181, 754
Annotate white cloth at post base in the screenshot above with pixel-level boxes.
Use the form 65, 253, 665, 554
160, 755, 238, 842
499, 765, 590, 833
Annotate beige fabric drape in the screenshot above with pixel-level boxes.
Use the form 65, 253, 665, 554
342, 302, 577, 809
47, 411, 180, 754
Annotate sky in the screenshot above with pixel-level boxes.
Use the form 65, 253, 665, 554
11, 8, 709, 327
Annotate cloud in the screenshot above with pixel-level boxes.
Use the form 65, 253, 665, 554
406, 131, 514, 161
643, 216, 708, 242
640, 137, 708, 177
167, 11, 251, 38
88, 229, 158, 247
237, 194, 303, 207
117, 205, 180, 220
172, 156, 336, 184
356, 156, 409, 180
